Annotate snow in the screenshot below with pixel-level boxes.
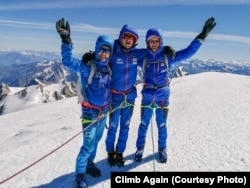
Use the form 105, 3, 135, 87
0, 72, 250, 187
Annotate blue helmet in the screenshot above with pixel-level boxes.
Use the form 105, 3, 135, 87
145, 28, 163, 46
94, 35, 114, 60
118, 24, 139, 45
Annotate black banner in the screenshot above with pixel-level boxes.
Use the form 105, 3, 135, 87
111, 172, 249, 187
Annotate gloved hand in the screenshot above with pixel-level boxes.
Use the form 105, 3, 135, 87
81, 51, 94, 64
56, 18, 72, 44
196, 17, 216, 40
163, 46, 176, 59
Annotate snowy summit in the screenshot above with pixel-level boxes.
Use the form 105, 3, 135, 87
0, 72, 250, 187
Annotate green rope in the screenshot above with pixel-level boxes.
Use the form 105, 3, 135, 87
109, 100, 134, 114
81, 112, 108, 127
141, 102, 170, 110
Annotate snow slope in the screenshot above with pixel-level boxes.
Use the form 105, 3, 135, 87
0, 72, 249, 187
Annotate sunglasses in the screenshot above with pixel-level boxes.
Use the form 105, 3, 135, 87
122, 34, 134, 40
99, 47, 111, 54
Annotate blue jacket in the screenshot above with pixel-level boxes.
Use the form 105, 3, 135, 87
141, 29, 202, 102
61, 44, 112, 107
109, 25, 147, 94
109, 41, 147, 93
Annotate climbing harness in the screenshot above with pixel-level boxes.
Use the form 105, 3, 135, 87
109, 88, 135, 113
81, 101, 110, 129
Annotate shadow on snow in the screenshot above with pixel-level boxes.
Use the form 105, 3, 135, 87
33, 152, 160, 188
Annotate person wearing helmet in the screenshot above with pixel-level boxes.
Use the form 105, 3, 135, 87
56, 18, 114, 188
134, 17, 216, 163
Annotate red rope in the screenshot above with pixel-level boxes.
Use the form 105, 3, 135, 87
0, 115, 99, 185
0, 129, 83, 185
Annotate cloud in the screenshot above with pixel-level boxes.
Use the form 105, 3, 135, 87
1, 0, 250, 11
1, 17, 250, 45
210, 34, 250, 44
0, 17, 119, 37
73, 23, 119, 36
161, 31, 250, 45
0, 18, 53, 30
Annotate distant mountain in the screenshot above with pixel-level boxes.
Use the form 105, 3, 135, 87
1, 51, 250, 115
0, 60, 78, 87
0, 80, 78, 115
0, 50, 61, 66
0, 50, 250, 87
181, 58, 250, 76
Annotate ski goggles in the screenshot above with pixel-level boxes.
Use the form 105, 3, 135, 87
99, 47, 111, 54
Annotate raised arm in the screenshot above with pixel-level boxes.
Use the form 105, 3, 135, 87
173, 17, 216, 63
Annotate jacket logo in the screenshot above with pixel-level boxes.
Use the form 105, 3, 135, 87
132, 57, 137, 65
116, 58, 123, 64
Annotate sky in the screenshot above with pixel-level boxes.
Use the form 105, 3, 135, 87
0, 0, 250, 62
0, 72, 250, 187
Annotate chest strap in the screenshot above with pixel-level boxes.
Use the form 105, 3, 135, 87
111, 87, 134, 95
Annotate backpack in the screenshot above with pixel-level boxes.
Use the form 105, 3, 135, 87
136, 54, 169, 85
76, 60, 112, 103
142, 54, 168, 75
86, 62, 112, 88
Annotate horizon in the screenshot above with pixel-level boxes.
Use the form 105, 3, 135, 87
1, 1, 250, 62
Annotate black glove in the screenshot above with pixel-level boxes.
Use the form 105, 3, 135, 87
82, 51, 94, 64
56, 18, 72, 44
196, 17, 216, 40
163, 46, 176, 59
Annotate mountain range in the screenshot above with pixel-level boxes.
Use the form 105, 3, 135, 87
1, 50, 249, 88
0, 50, 250, 115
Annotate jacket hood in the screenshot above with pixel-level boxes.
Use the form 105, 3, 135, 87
118, 24, 139, 45
94, 35, 114, 60
146, 28, 164, 54
146, 28, 163, 46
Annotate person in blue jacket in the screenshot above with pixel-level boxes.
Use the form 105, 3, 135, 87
104, 25, 176, 167
56, 18, 114, 188
82, 25, 175, 167
134, 17, 216, 163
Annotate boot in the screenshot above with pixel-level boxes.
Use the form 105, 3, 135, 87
116, 152, 125, 167
75, 174, 88, 188
107, 152, 116, 166
159, 149, 167, 163
86, 162, 101, 177
134, 148, 144, 162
